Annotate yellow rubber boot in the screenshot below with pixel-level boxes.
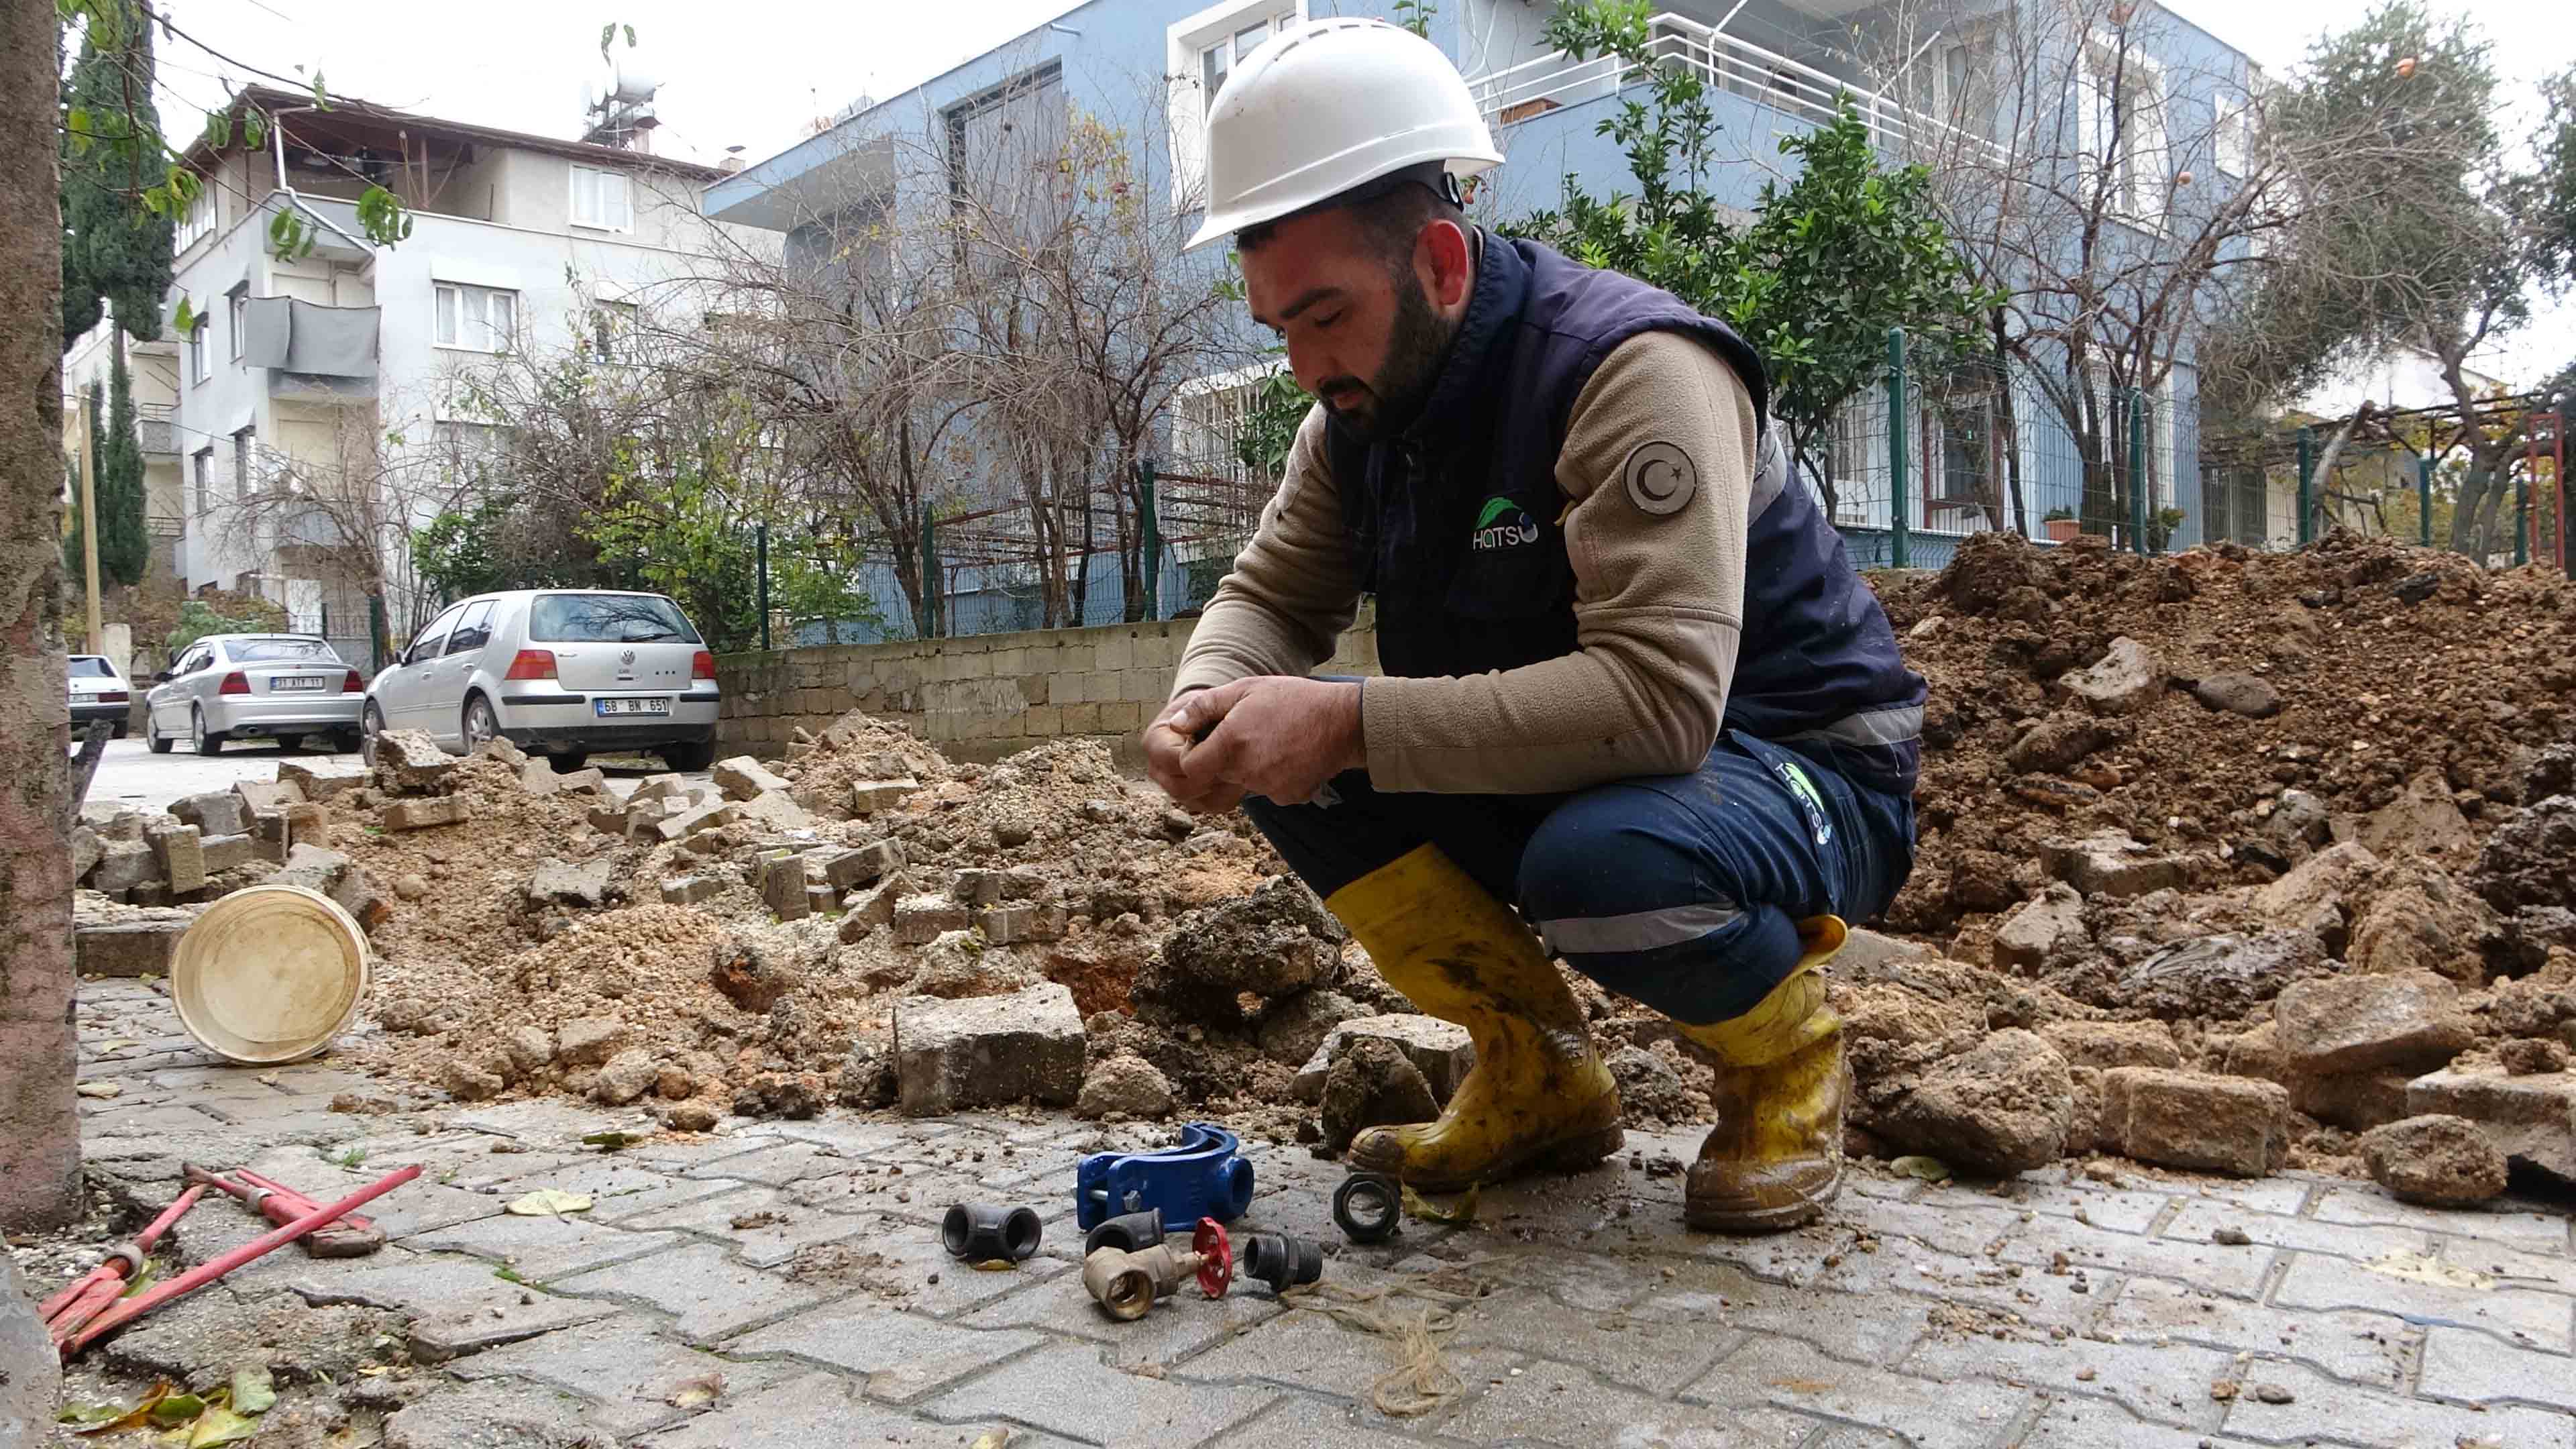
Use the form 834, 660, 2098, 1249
1673, 915, 1851, 1234
1328, 844, 1624, 1191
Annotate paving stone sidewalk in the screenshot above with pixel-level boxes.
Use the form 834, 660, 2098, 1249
48, 979, 2576, 1448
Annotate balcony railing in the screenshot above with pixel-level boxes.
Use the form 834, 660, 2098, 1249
1467, 11, 2000, 161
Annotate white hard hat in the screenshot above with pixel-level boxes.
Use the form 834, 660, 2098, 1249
1186, 17, 1505, 251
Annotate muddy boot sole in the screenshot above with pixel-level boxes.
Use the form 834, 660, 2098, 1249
1682, 1159, 1844, 1235
1352, 1121, 1627, 1194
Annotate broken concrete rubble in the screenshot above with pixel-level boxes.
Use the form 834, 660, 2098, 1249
2058, 636, 2163, 715
1992, 885, 2087, 973
759, 853, 812, 922
92, 839, 156, 895
1319, 1036, 1439, 1154
2274, 971, 2473, 1075
150, 822, 205, 894
1294, 1016, 1476, 1104
1876, 1028, 2074, 1176
2099, 1067, 2291, 1177
892, 894, 969, 946
374, 730, 459, 792
525, 858, 617, 911
2403, 1069, 2576, 1181
384, 796, 470, 832
2038, 830, 2186, 899
2360, 1114, 2508, 1205
170, 790, 248, 837
2184, 672, 2282, 718
1076, 1053, 1174, 1120
74, 912, 193, 977
892, 981, 1085, 1116
714, 755, 792, 800
278, 757, 368, 800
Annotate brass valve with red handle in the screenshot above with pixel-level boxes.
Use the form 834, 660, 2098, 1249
1079, 1216, 1234, 1321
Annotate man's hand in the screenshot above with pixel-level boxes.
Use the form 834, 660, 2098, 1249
1146, 677, 1364, 811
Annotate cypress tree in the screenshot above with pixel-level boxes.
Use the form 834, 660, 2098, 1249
61, 8, 176, 349
99, 333, 146, 585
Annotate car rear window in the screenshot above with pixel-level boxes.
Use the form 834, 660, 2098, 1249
68, 657, 116, 677
527, 594, 703, 645
228, 639, 342, 663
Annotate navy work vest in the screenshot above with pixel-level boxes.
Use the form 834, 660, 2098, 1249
1322, 233, 1926, 796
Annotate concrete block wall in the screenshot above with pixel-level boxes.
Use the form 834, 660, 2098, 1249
714, 606, 1379, 767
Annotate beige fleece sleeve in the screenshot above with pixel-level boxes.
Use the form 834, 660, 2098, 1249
1168, 403, 1364, 698
1358, 329, 1756, 794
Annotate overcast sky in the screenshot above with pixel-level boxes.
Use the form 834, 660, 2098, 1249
151, 0, 2571, 380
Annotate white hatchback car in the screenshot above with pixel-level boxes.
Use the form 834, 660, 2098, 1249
364, 589, 720, 771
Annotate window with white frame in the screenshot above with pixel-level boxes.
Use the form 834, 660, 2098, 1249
189, 317, 209, 384
227, 284, 248, 362
2213, 93, 2253, 177
434, 282, 518, 352
1167, 1, 1301, 211
192, 447, 213, 515
176, 184, 214, 252
2075, 36, 2168, 224
570, 165, 634, 231
231, 427, 256, 500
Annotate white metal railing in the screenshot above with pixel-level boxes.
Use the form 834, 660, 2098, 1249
1468, 11, 2001, 161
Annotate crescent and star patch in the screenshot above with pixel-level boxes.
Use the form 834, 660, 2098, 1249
1621, 440, 1698, 516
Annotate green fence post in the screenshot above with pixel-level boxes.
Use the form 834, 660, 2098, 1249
1886, 327, 1909, 568
755, 522, 771, 651
1139, 457, 1161, 621
2418, 453, 2434, 548
2129, 386, 2149, 556
2295, 426, 2314, 547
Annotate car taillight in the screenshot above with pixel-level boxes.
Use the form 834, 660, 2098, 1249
341, 669, 363, 692
218, 672, 250, 696
99, 690, 127, 704
691, 650, 716, 681
505, 649, 557, 681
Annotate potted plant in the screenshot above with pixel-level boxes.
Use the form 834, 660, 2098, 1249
2042, 506, 2082, 543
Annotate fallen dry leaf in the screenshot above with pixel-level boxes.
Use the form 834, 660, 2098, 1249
74, 1080, 122, 1099
504, 1189, 594, 1217
667, 1373, 725, 1409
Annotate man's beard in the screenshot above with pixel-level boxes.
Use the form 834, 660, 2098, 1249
1319, 272, 1456, 445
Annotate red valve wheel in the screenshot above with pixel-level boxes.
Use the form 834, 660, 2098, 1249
1191, 1217, 1234, 1299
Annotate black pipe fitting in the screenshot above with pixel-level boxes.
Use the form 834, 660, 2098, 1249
942, 1203, 1042, 1262
1332, 1173, 1401, 1244
1083, 1207, 1165, 1256
1240, 1232, 1324, 1293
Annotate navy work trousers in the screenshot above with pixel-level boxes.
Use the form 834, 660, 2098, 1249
1240, 730, 1917, 1027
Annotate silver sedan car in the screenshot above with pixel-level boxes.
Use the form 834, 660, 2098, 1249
144, 633, 366, 755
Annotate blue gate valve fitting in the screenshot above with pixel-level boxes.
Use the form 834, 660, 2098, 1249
1075, 1122, 1256, 1231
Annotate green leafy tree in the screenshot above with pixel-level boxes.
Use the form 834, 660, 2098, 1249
97, 335, 146, 585
1510, 0, 1993, 515
58, 9, 172, 348
166, 595, 286, 654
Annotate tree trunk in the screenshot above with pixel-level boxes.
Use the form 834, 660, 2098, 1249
2, 0, 84, 1230
1994, 313, 2028, 536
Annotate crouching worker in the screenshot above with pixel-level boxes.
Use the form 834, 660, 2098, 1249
1146, 18, 1924, 1232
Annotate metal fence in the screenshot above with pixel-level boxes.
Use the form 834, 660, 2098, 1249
2196, 398, 2569, 571
751, 327, 2218, 647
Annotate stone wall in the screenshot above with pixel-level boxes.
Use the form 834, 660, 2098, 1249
714, 607, 1379, 767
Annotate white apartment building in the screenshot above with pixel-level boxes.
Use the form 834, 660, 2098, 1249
164, 83, 758, 658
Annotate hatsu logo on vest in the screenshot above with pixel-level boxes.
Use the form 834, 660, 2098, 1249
1470, 496, 1541, 551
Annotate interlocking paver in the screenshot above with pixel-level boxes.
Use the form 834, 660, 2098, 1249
616, 1185, 868, 1269
2000, 1216, 2272, 1299
380, 1379, 605, 1449
1685, 1334, 2033, 1449
1809, 1238, 2100, 1334
2167, 1176, 2318, 1218
677, 1140, 847, 1186
587, 1173, 744, 1225
447, 1098, 649, 1142
2162, 1199, 2419, 1261
2418, 1326, 2576, 1411
956, 1263, 1288, 1367
741, 1115, 958, 1156
1949, 1177, 2173, 1235
402, 1210, 682, 1282
2434, 1237, 2575, 1287
2096, 1275, 2418, 1389
1175, 1293, 1519, 1411
553, 1242, 824, 1342
1623, 1259, 1931, 1366
1616, 1212, 1864, 1288
1900, 1330, 2235, 1430
812, 1215, 1077, 1316
641, 1370, 1081, 1447
1439, 1357, 1808, 1447
1838, 1192, 2033, 1258
724, 1299, 1044, 1402
1445, 1288, 1738, 1395
922, 1337, 1281, 1444
286, 1250, 622, 1360
1209, 1393, 1489, 1448
2016, 1397, 2271, 1448
2218, 1358, 2576, 1447
447, 1316, 793, 1435
2271, 1249, 2572, 1352
1475, 1245, 1658, 1313
2306, 1185, 2571, 1256
488, 1156, 683, 1203
789, 1158, 1055, 1222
